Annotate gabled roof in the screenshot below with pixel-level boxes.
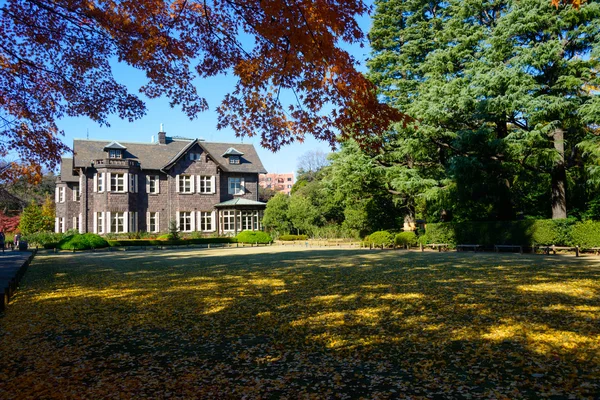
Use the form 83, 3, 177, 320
222, 147, 244, 157
103, 141, 127, 151
59, 158, 79, 182
71, 137, 267, 173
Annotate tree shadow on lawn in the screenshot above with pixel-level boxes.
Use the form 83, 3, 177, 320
1, 249, 599, 398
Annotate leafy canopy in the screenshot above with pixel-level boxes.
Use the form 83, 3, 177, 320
0, 0, 407, 181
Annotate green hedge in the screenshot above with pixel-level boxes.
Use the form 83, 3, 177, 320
571, 221, 600, 248
279, 234, 308, 241
107, 237, 238, 247
57, 234, 109, 250
424, 219, 582, 246
395, 231, 418, 247
236, 231, 272, 244
365, 231, 395, 247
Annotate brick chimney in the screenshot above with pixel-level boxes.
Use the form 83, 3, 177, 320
158, 124, 166, 145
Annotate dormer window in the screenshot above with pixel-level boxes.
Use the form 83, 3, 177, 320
109, 149, 122, 159
222, 147, 244, 165
103, 141, 127, 159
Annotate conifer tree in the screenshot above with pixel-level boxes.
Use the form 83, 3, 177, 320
368, 0, 600, 219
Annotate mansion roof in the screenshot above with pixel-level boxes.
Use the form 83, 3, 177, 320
71, 138, 267, 173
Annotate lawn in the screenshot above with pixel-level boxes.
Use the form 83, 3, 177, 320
1, 247, 599, 399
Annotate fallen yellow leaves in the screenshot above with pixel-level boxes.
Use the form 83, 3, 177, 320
0, 247, 599, 399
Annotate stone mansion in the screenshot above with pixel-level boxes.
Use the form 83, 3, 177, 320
55, 131, 267, 236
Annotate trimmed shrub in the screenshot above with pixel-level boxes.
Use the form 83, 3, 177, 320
571, 221, 600, 248
395, 231, 418, 247
424, 223, 456, 245
22, 231, 66, 247
365, 231, 394, 248
531, 219, 575, 245
107, 237, 238, 247
57, 233, 108, 250
236, 231, 272, 244
279, 234, 308, 241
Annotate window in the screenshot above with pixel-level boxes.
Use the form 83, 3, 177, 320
129, 174, 138, 193
179, 211, 192, 232
56, 186, 65, 203
198, 175, 213, 194
73, 184, 80, 201
229, 156, 240, 164
96, 173, 104, 192
111, 212, 125, 233
97, 212, 104, 234
178, 175, 193, 193
221, 210, 235, 232
267, 177, 272, 181
73, 215, 80, 231
189, 152, 201, 161
111, 173, 125, 192
287, 177, 292, 181
228, 177, 244, 195
147, 175, 159, 194
287, 185, 292, 189
129, 212, 138, 232
238, 211, 258, 231
109, 149, 122, 159
199, 211, 213, 231
148, 212, 159, 233
60, 217, 65, 233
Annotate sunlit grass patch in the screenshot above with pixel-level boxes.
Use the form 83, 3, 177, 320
1, 248, 599, 399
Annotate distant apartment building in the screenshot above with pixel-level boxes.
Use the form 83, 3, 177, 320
259, 173, 295, 195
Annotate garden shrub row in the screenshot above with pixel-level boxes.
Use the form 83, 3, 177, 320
236, 231, 272, 244
58, 234, 109, 250
278, 234, 308, 241
107, 237, 238, 247
424, 219, 600, 247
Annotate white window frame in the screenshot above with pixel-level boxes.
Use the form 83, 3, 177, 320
72, 184, 80, 201
198, 211, 213, 232
189, 152, 201, 161
111, 173, 125, 192
129, 174, 138, 193
146, 175, 160, 194
179, 211, 193, 232
109, 149, 122, 159
110, 212, 126, 233
59, 217, 65, 233
129, 212, 138, 232
148, 212, 159, 233
228, 177, 244, 195
229, 156, 240, 165
95, 173, 105, 193
94, 212, 105, 234
58, 187, 65, 203
177, 175, 194, 194
238, 210, 259, 231
221, 210, 236, 232
198, 175, 214, 194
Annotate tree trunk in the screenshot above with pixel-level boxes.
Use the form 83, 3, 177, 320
551, 127, 567, 219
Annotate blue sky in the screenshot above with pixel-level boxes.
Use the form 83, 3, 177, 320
56, 3, 375, 175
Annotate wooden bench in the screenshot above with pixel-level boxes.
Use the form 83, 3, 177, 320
456, 244, 482, 252
421, 243, 450, 252
538, 245, 580, 257
589, 247, 600, 256
494, 244, 523, 254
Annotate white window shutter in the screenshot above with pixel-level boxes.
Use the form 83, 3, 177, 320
156, 211, 160, 232
240, 178, 245, 194
196, 175, 201, 193
145, 175, 150, 193
155, 175, 160, 194
191, 211, 196, 232
106, 172, 111, 192
210, 210, 216, 231
79, 213, 83, 233
124, 172, 129, 192
190, 175, 195, 193
55, 187, 59, 203
176, 211, 180, 230
61, 187, 66, 203
55, 217, 59, 233
106, 211, 111, 233
146, 212, 150, 232
93, 174, 98, 192
176, 175, 180, 193
73, 217, 76, 230
210, 176, 216, 194
123, 211, 129, 233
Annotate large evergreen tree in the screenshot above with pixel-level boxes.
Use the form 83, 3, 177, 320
368, 0, 600, 220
